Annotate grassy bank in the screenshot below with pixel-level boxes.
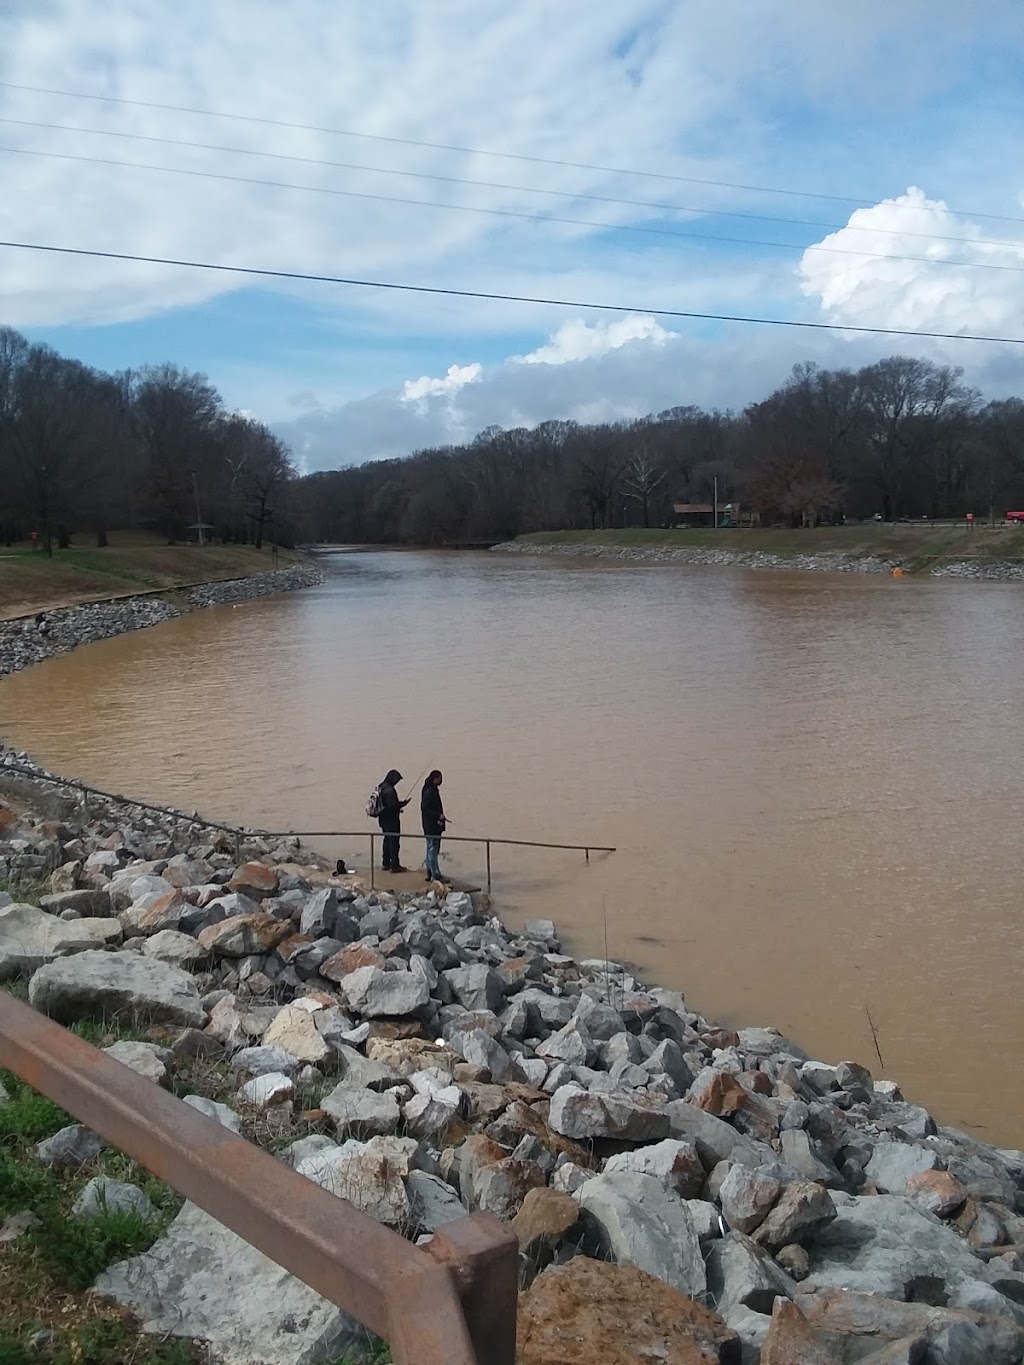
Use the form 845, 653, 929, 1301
0, 535, 298, 620
512, 523, 1024, 572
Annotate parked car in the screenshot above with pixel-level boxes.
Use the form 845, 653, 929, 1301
1006, 511, 1024, 523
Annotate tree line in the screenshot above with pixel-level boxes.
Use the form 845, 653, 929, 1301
296, 356, 1024, 544
3, 328, 1023, 552
0, 326, 296, 553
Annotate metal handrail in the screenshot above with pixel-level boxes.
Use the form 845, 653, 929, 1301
0, 990, 517, 1365
0, 762, 615, 892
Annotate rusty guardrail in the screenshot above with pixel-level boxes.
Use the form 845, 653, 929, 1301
0, 990, 518, 1365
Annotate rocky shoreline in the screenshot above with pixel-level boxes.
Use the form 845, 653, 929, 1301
0, 561, 326, 678
493, 539, 1024, 580
2, 753, 1022, 1365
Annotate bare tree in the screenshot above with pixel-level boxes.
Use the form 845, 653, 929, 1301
622, 447, 666, 527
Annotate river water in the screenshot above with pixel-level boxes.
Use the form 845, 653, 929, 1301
2, 551, 1022, 1144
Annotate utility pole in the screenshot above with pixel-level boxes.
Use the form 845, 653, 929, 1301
713, 475, 719, 529
192, 470, 205, 546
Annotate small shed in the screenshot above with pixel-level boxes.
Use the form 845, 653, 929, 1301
185, 522, 216, 545
673, 502, 716, 528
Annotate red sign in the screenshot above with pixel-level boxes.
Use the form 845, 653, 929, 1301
966, 513, 974, 522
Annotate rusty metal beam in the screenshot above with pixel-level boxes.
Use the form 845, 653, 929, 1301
0, 990, 517, 1365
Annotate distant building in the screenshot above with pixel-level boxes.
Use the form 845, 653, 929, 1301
673, 502, 716, 527
185, 522, 216, 544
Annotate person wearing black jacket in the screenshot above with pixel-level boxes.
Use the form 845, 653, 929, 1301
421, 770, 448, 883
378, 769, 410, 872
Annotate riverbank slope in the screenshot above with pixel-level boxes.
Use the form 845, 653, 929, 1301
0, 537, 301, 620
499, 525, 1024, 577
1, 759, 1022, 1365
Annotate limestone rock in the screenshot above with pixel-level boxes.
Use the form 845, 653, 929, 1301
905, 1169, 969, 1218
719, 1163, 781, 1235
141, 929, 209, 967
512, 1187, 581, 1256
549, 1084, 671, 1143
72, 1177, 158, 1222
319, 942, 385, 979
407, 1170, 468, 1234
577, 1171, 707, 1299
706, 1231, 796, 1316
604, 1138, 704, 1199
240, 1072, 295, 1108
182, 1094, 242, 1133
35, 1123, 103, 1169
751, 1181, 836, 1251
122, 890, 188, 936
865, 1140, 940, 1194
536, 1017, 594, 1068
321, 1086, 401, 1138
297, 1136, 412, 1227
231, 1046, 300, 1076
338, 965, 429, 1018
102, 1040, 172, 1087
197, 913, 291, 958
227, 862, 279, 899
517, 1257, 740, 1365
39, 888, 111, 916
473, 1157, 546, 1221
29, 950, 205, 1027
262, 1004, 333, 1065
444, 963, 505, 1013
0, 902, 114, 978
94, 1201, 365, 1365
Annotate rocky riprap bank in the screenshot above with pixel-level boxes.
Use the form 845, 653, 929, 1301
1, 758, 1023, 1365
494, 539, 1024, 581
0, 561, 326, 678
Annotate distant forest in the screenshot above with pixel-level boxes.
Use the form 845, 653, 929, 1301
3, 323, 1023, 551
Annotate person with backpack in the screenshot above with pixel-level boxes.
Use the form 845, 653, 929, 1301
369, 769, 409, 873
421, 770, 448, 883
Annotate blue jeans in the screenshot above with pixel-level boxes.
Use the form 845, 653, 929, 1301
425, 835, 442, 878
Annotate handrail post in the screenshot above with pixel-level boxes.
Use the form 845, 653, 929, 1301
369, 832, 375, 889
485, 840, 491, 895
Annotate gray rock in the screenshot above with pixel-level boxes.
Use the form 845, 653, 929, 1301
338, 965, 429, 1018
321, 1086, 401, 1138
297, 1136, 415, 1227
950, 1279, 1024, 1331
779, 1128, 843, 1186
29, 950, 206, 1027
573, 992, 627, 1041
282, 1135, 336, 1168
603, 1139, 704, 1199
473, 1158, 546, 1221
39, 889, 112, 916
182, 1094, 242, 1134
707, 1231, 796, 1315
102, 1040, 172, 1086
240, 1072, 295, 1109
461, 1030, 522, 1084
0, 902, 115, 978
141, 930, 209, 967
94, 1201, 366, 1365
665, 1100, 773, 1169
577, 1171, 706, 1299
35, 1123, 103, 1169
72, 1177, 158, 1222
549, 1083, 671, 1142
719, 1163, 781, 1234
866, 1140, 941, 1194
331, 1045, 402, 1092
751, 1180, 837, 1251
443, 964, 505, 1013
517, 987, 574, 1030
231, 1046, 299, 1076
803, 1194, 991, 1298
298, 888, 337, 938
640, 1039, 694, 1094
402, 1089, 460, 1140
536, 1018, 594, 1068
407, 1170, 468, 1233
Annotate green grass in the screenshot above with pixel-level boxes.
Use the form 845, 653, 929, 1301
514, 523, 1024, 570
330, 1341, 391, 1365
0, 1320, 200, 1365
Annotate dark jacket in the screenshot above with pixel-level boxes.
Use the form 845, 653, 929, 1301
421, 781, 445, 837
378, 771, 402, 830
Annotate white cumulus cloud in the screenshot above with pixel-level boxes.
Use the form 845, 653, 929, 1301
516, 315, 672, 365
402, 362, 483, 403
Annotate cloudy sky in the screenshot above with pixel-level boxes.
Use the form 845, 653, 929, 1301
2, 1, 1024, 470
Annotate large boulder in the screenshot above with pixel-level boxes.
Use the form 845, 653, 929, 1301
802, 1194, 992, 1298
0, 903, 118, 978
577, 1171, 706, 1299
517, 1257, 740, 1365
262, 1004, 333, 1066
94, 1202, 366, 1365
549, 1084, 671, 1142
296, 1136, 414, 1227
29, 950, 206, 1027
196, 914, 291, 958
337, 966, 430, 1018
865, 1140, 941, 1194
604, 1138, 704, 1199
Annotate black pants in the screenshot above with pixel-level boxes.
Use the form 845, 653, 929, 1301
379, 817, 401, 869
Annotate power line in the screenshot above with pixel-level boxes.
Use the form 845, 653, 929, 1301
4, 143, 1023, 276
3, 78, 1023, 230
2, 114, 1019, 255
2, 239, 1022, 345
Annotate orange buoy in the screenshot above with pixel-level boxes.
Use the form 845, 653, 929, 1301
892, 567, 904, 577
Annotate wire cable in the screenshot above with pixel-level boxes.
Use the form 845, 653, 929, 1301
3, 143, 1023, 275
2, 239, 1022, 345
2, 114, 1019, 254
3, 78, 1023, 229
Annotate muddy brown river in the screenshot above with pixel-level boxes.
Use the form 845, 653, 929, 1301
2, 551, 1022, 1144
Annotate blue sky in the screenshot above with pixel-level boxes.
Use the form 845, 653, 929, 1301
2, 1, 1024, 470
